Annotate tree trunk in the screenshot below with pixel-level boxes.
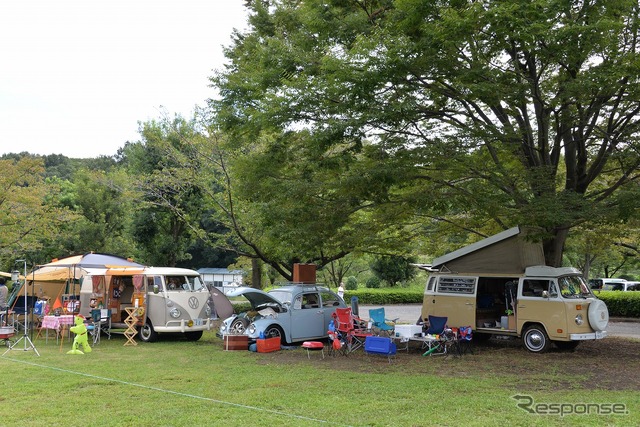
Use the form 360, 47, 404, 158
543, 227, 569, 267
251, 258, 262, 290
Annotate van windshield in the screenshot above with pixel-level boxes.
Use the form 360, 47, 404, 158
166, 276, 205, 292
558, 275, 592, 298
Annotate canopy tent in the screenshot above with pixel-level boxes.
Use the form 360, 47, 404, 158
0, 271, 25, 280
15, 253, 145, 310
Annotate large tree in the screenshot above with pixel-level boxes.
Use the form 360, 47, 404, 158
0, 156, 74, 266
212, 0, 640, 266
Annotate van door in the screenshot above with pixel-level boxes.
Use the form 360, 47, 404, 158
431, 276, 477, 327
517, 278, 567, 339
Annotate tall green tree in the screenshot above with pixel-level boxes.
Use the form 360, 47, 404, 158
212, 0, 640, 267
0, 156, 74, 266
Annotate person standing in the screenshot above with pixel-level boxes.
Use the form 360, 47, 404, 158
337, 282, 345, 300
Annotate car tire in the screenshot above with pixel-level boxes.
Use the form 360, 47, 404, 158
229, 317, 249, 334
264, 325, 286, 345
139, 321, 158, 343
588, 299, 609, 332
184, 330, 203, 341
522, 324, 550, 353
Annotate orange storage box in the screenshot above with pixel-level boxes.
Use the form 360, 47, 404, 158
257, 337, 281, 353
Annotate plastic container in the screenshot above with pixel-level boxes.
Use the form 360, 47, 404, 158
501, 316, 509, 329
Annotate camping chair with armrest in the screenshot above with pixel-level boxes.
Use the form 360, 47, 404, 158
327, 319, 348, 357
421, 315, 451, 356
457, 325, 473, 355
368, 307, 398, 337
89, 308, 111, 344
333, 307, 372, 353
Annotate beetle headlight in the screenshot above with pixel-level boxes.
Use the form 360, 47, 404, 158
575, 314, 583, 325
170, 308, 182, 318
220, 323, 227, 332
247, 324, 256, 334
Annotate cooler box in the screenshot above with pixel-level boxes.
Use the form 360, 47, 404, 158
256, 337, 281, 353
223, 334, 249, 351
394, 324, 422, 339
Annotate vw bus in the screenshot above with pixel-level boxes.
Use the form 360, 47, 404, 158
80, 267, 213, 342
420, 227, 609, 352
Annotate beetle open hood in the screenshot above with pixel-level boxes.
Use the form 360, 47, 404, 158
225, 287, 284, 309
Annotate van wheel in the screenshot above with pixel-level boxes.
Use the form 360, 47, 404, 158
522, 325, 550, 353
184, 331, 203, 341
554, 340, 580, 351
139, 321, 158, 342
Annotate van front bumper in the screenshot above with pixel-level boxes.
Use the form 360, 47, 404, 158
154, 318, 212, 333
570, 330, 607, 340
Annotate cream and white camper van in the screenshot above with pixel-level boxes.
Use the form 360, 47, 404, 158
80, 267, 213, 342
420, 227, 609, 352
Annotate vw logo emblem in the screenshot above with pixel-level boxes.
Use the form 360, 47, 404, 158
188, 297, 199, 309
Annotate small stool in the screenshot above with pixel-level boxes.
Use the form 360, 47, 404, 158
302, 341, 324, 359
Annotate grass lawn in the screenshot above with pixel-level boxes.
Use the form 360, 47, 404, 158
0, 329, 637, 426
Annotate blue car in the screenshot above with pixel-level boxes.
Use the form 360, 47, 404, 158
218, 284, 346, 344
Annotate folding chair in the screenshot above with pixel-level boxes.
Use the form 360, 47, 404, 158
422, 315, 451, 356
89, 308, 111, 344
333, 307, 372, 353
368, 307, 398, 337
457, 326, 473, 355
327, 319, 348, 357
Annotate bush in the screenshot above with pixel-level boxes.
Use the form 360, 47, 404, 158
365, 276, 381, 289
596, 291, 640, 318
345, 276, 358, 290
343, 289, 424, 305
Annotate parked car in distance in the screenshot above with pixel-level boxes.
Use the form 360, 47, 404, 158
589, 278, 630, 291
624, 281, 640, 291
218, 284, 346, 344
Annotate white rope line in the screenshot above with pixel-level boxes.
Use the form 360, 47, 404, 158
2, 357, 352, 426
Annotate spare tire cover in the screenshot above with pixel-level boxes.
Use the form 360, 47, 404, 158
588, 299, 609, 332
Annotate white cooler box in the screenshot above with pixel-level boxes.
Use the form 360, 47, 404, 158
394, 324, 422, 339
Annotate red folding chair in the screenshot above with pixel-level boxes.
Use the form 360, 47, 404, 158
333, 307, 372, 353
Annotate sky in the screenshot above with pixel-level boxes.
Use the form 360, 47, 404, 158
0, 1, 249, 158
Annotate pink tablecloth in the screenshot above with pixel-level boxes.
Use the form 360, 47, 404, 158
41, 315, 75, 330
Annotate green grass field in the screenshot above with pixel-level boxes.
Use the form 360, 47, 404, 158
1, 330, 637, 427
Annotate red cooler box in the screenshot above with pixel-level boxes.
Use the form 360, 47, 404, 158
256, 337, 281, 353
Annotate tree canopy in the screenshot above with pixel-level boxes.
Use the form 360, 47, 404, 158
212, 0, 640, 266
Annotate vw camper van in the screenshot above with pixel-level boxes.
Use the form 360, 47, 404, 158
420, 227, 609, 352
79, 267, 213, 342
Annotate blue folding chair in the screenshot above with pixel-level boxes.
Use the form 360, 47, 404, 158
368, 307, 398, 337
425, 315, 448, 335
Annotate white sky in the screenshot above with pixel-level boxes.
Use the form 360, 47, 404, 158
0, 1, 249, 158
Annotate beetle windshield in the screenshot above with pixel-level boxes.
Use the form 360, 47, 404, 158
558, 275, 592, 298
268, 290, 293, 305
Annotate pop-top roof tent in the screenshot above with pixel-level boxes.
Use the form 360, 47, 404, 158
430, 226, 546, 275
20, 253, 144, 304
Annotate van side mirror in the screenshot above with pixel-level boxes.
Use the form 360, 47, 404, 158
542, 290, 549, 298
153, 284, 159, 294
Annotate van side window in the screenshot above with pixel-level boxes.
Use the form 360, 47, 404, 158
437, 277, 476, 294
522, 280, 552, 297
427, 276, 436, 291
